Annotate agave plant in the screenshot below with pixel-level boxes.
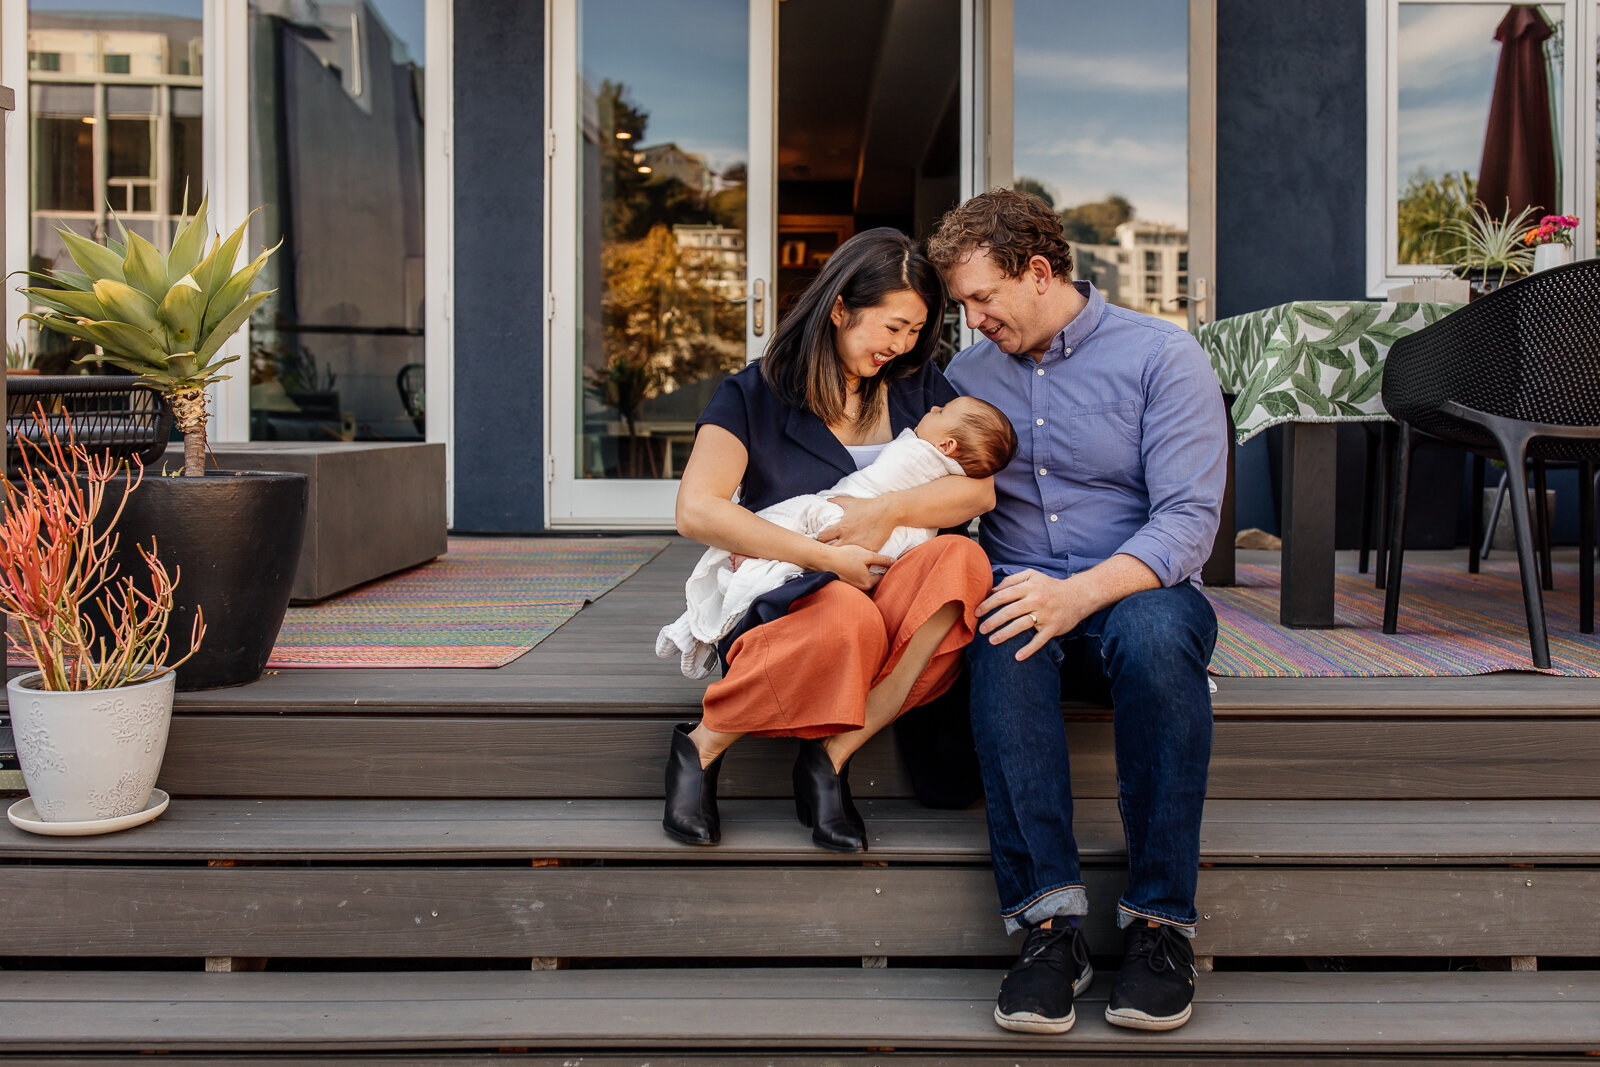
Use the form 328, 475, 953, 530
16, 193, 279, 476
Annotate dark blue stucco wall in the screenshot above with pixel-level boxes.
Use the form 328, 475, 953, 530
1217, 0, 1370, 535
1216, 0, 1367, 316
452, 0, 546, 532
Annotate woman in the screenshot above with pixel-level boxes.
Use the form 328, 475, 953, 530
665, 227, 995, 853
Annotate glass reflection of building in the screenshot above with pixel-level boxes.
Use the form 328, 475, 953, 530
247, 0, 427, 442
27, 10, 204, 284
20, 0, 426, 442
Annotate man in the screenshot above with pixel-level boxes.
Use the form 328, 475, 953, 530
928, 188, 1226, 1034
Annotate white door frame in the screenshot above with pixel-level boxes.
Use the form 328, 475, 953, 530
979, 0, 1216, 329
544, 0, 776, 528
1365, 0, 1588, 295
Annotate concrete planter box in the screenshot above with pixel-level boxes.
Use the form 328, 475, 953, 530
1482, 486, 1557, 552
162, 442, 447, 602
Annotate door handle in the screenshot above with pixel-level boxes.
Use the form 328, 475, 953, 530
752, 278, 766, 336
1190, 277, 1210, 325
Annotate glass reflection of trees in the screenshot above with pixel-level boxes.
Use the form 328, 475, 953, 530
588, 81, 745, 478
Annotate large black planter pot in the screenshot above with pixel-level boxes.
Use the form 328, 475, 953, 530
105, 471, 308, 691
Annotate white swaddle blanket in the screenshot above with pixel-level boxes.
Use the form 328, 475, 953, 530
656, 428, 964, 678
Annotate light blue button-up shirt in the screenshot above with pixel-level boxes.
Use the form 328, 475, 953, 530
945, 282, 1227, 586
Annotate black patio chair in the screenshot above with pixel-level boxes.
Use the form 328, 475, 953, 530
6, 375, 172, 477
1380, 258, 1600, 669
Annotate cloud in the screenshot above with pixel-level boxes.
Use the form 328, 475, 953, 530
1397, 100, 1491, 175
1016, 135, 1188, 225
1014, 45, 1188, 94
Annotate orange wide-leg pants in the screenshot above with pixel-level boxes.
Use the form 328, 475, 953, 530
701, 534, 992, 738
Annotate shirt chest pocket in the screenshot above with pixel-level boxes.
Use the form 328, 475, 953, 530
1068, 400, 1141, 478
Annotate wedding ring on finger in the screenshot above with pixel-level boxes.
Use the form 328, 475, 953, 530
1028, 612, 1039, 629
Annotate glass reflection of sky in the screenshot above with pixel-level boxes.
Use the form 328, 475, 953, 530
582, 0, 748, 174
1012, 0, 1188, 227
1397, 4, 1563, 182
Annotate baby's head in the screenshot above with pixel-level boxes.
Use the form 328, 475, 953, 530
914, 396, 1018, 478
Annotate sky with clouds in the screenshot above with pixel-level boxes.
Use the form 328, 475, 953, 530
1396, 3, 1563, 186
582, 0, 749, 176
1012, 0, 1189, 228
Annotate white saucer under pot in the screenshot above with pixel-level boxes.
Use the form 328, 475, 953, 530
6, 671, 176, 832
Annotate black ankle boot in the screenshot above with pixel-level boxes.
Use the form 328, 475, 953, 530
663, 723, 723, 845
792, 739, 867, 853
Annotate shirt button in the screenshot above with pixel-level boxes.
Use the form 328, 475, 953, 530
1036, 368, 1045, 376
1038, 468, 1048, 476
1035, 418, 1044, 426
1050, 514, 1058, 522
1064, 347, 1072, 355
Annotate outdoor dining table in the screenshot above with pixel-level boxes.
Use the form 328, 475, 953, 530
1195, 299, 1461, 627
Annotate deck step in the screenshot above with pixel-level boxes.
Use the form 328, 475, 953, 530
150, 714, 1600, 799
1, 969, 1596, 1055
2, 797, 1598, 863
1, 799, 1596, 961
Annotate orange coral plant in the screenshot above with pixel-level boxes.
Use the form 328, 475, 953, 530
0, 407, 203, 690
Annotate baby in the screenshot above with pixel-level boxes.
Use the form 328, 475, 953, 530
657, 396, 1017, 678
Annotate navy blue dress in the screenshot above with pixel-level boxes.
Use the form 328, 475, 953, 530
695, 359, 960, 663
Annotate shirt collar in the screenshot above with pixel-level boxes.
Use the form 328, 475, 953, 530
1025, 281, 1105, 366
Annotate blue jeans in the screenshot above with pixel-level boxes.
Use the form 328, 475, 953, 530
967, 581, 1216, 936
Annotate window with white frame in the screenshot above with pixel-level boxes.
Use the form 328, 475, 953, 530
1368, 0, 1596, 294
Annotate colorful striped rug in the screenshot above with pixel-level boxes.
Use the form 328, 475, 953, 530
264, 537, 669, 669
1206, 559, 1600, 677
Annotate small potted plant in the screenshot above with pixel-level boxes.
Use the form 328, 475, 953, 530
14, 192, 308, 690
5, 338, 37, 375
0, 410, 203, 834
1433, 199, 1539, 298
1523, 213, 1580, 273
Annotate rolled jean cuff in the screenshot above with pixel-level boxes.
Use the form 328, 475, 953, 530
1002, 883, 1088, 935
1117, 902, 1199, 938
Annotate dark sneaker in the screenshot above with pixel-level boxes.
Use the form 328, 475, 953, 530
1105, 921, 1197, 1031
993, 922, 1093, 1033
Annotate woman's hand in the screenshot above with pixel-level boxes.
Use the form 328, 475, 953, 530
818, 495, 897, 552
820, 543, 896, 591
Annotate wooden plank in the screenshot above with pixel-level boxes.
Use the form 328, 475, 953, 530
0, 969, 1596, 1053
28, 1057, 1585, 1067
2, 865, 1595, 959
153, 716, 1600, 799
2, 798, 1598, 864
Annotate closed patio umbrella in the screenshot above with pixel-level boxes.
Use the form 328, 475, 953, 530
1476, 5, 1558, 221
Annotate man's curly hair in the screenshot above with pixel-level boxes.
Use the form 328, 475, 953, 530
927, 186, 1073, 280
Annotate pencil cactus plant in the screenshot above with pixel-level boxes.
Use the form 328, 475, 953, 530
16, 193, 279, 477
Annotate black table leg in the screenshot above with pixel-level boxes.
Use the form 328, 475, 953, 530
1280, 422, 1338, 628
1203, 392, 1237, 587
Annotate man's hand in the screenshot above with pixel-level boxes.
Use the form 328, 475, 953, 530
817, 494, 897, 552
821, 543, 896, 592
978, 555, 1163, 662
978, 569, 1098, 661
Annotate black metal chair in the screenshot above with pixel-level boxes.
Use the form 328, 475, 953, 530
396, 362, 425, 436
1380, 258, 1600, 669
5, 375, 172, 477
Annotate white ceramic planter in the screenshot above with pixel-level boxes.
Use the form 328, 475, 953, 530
1532, 243, 1573, 273
7, 671, 175, 825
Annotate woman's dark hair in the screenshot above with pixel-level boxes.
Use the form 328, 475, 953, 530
761, 227, 946, 427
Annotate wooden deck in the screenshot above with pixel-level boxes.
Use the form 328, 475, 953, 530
1, 538, 1597, 1058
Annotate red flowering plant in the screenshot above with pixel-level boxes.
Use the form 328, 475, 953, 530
0, 407, 203, 690
1523, 215, 1580, 247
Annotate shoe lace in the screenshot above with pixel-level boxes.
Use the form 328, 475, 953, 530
1126, 922, 1196, 978
1015, 924, 1087, 978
